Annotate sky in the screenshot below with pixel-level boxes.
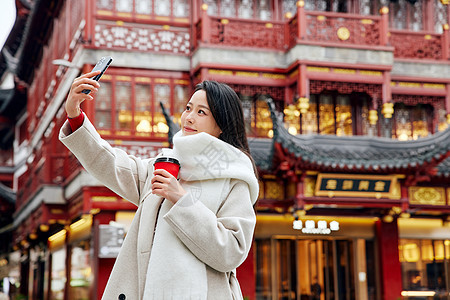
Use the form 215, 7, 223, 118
0, 0, 17, 49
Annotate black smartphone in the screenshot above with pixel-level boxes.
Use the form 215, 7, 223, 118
82, 56, 113, 94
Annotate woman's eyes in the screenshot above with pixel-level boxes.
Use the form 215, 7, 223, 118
185, 106, 206, 115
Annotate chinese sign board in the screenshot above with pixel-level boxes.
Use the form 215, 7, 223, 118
315, 173, 397, 198
98, 224, 125, 258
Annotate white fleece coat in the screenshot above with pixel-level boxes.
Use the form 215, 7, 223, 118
59, 114, 259, 300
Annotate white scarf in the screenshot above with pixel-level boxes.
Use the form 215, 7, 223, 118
143, 131, 259, 299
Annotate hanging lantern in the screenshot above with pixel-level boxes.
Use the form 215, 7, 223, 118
297, 97, 310, 114
368, 110, 378, 125
382, 102, 394, 118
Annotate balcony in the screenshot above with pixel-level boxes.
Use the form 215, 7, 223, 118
193, 4, 449, 61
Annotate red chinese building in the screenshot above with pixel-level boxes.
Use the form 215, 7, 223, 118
0, 0, 449, 299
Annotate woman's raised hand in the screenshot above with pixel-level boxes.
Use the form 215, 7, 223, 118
65, 70, 101, 118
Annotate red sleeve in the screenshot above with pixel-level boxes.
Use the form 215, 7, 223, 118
68, 111, 85, 132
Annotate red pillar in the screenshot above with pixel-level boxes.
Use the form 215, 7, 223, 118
237, 244, 256, 300
376, 218, 402, 300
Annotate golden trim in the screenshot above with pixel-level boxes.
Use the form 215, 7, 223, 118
262, 73, 286, 80
409, 187, 446, 206
154, 78, 170, 84
337, 27, 350, 41
136, 77, 151, 83
97, 130, 111, 135
208, 69, 233, 76
117, 75, 132, 81
221, 19, 229, 25
397, 82, 421, 88
97, 10, 113, 16
92, 196, 118, 202
116, 131, 132, 136
102, 74, 112, 80
317, 15, 326, 21
117, 12, 132, 18
174, 79, 189, 85
424, 34, 432, 40
307, 66, 330, 72
361, 19, 373, 25
423, 83, 445, 89
289, 70, 299, 78
360, 70, 382, 76
236, 71, 259, 77
333, 68, 355, 74
155, 16, 170, 22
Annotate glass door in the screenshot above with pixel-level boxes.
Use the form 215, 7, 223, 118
258, 237, 376, 300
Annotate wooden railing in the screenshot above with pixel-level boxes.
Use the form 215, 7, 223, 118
390, 29, 449, 60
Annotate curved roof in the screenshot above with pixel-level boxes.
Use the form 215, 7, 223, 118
267, 99, 450, 175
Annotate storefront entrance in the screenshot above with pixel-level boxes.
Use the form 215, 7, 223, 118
255, 237, 377, 300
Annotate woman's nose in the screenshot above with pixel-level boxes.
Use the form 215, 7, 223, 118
186, 111, 194, 123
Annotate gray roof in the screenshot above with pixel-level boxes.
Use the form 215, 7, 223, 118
267, 99, 450, 175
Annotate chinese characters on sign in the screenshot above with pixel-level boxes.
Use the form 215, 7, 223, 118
315, 174, 396, 198
293, 219, 340, 234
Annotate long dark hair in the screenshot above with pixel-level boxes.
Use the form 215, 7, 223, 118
195, 80, 258, 178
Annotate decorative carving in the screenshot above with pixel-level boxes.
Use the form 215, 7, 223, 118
209, 17, 286, 50
310, 80, 382, 100
337, 27, 350, 40
409, 187, 446, 206
306, 13, 381, 45
94, 21, 190, 54
390, 31, 443, 60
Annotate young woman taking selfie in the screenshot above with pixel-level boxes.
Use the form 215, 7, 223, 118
59, 70, 259, 300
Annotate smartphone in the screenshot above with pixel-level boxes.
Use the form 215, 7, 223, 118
82, 56, 113, 94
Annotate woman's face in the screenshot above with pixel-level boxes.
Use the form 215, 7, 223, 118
180, 90, 222, 137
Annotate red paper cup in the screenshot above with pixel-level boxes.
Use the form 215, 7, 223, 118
154, 157, 180, 178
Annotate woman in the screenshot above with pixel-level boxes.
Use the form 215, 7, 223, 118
59, 70, 259, 300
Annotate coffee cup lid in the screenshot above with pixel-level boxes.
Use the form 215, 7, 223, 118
154, 157, 180, 165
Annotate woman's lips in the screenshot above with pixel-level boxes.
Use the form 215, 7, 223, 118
183, 126, 196, 132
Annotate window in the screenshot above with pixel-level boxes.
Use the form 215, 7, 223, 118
204, 0, 273, 20
389, 0, 423, 31
93, 74, 189, 139
285, 93, 372, 136
393, 104, 433, 140
399, 239, 450, 298
96, 0, 189, 20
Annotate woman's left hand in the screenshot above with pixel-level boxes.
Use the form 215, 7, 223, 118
151, 169, 186, 204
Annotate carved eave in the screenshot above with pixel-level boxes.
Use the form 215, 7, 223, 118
267, 99, 450, 182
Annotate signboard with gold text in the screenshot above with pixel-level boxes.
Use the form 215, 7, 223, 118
315, 173, 397, 198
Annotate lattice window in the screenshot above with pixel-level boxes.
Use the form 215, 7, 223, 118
434, 0, 448, 34
239, 0, 254, 19
392, 94, 445, 134
393, 103, 433, 140
205, 0, 272, 20
310, 80, 382, 100
94, 74, 188, 138
389, 0, 423, 31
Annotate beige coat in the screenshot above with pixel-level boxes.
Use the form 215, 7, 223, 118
59, 115, 259, 300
